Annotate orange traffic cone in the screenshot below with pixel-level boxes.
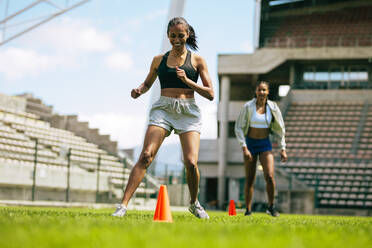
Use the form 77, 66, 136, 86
153, 185, 173, 222
228, 200, 236, 216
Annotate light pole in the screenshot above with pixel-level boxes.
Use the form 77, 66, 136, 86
65, 148, 72, 202
31, 138, 38, 201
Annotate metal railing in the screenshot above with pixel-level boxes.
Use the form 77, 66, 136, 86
263, 35, 372, 48
27, 141, 190, 205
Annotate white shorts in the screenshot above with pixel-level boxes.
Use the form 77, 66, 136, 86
148, 96, 202, 136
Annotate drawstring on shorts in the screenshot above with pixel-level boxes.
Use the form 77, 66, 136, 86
172, 99, 182, 114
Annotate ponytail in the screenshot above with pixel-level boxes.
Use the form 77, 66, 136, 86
167, 17, 198, 51
186, 25, 198, 51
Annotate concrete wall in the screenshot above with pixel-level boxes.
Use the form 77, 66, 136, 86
218, 47, 372, 74
315, 208, 372, 217
0, 162, 116, 201
0, 186, 96, 202
291, 89, 372, 103
277, 190, 315, 214
0, 93, 27, 112
167, 184, 190, 206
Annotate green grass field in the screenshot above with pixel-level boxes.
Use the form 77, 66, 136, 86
0, 206, 371, 248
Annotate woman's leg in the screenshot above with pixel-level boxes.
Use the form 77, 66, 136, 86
259, 151, 275, 206
120, 125, 168, 206
179, 131, 200, 204
244, 155, 258, 211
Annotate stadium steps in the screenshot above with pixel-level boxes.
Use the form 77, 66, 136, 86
351, 102, 370, 154
260, 6, 372, 48
0, 106, 160, 204
275, 100, 372, 209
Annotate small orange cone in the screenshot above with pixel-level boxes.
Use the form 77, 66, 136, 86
153, 185, 173, 222
228, 200, 236, 216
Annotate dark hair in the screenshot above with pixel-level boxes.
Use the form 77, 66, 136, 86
167, 17, 198, 51
256, 81, 270, 89
255, 81, 271, 126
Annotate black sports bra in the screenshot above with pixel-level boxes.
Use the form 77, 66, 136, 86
157, 50, 199, 89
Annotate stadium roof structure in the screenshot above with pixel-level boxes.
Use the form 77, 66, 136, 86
266, 0, 358, 9
0, 0, 90, 46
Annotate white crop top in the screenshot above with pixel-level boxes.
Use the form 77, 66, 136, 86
250, 105, 272, 128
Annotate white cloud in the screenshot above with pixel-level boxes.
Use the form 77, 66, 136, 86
105, 52, 133, 70
30, 17, 114, 52
145, 9, 168, 21
0, 17, 118, 79
79, 27, 113, 51
0, 47, 58, 80
126, 9, 167, 30
120, 35, 132, 45
79, 112, 147, 149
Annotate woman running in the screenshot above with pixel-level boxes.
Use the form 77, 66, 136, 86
112, 17, 214, 219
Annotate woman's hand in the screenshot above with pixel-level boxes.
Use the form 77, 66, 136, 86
176, 67, 188, 82
280, 149, 288, 163
131, 88, 142, 99
242, 146, 253, 162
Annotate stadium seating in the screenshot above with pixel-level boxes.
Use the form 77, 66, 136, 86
281, 101, 368, 160
0, 106, 156, 202
276, 101, 372, 209
261, 6, 372, 48
278, 158, 372, 208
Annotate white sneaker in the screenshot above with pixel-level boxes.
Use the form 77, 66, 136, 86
189, 201, 209, 219
111, 204, 127, 217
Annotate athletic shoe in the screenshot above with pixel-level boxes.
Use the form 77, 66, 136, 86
244, 209, 252, 216
111, 204, 127, 217
266, 205, 280, 217
189, 201, 210, 219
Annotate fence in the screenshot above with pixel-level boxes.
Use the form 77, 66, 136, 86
28, 139, 189, 205
264, 35, 372, 48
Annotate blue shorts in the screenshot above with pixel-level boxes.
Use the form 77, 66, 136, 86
245, 137, 272, 156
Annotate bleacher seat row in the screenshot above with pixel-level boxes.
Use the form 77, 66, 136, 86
275, 101, 372, 209
0, 106, 155, 202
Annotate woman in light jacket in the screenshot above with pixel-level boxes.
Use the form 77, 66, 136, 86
235, 81, 287, 217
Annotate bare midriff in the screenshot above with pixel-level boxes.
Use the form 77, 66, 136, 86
161, 88, 194, 98
247, 127, 270, 139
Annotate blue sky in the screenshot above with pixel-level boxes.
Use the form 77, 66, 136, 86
1, 0, 255, 149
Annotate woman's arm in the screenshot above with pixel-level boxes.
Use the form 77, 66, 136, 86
234, 104, 249, 148
274, 102, 286, 151
273, 102, 288, 162
175, 55, 214, 101
235, 105, 252, 162
131, 55, 162, 99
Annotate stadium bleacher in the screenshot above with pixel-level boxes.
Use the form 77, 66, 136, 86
283, 102, 365, 159
261, 6, 372, 48
276, 100, 372, 209
0, 101, 156, 204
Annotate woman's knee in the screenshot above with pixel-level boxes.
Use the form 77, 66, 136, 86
245, 177, 255, 188
138, 150, 153, 168
184, 157, 198, 171
264, 173, 275, 184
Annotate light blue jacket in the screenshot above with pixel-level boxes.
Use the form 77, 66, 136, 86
234, 98, 286, 150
